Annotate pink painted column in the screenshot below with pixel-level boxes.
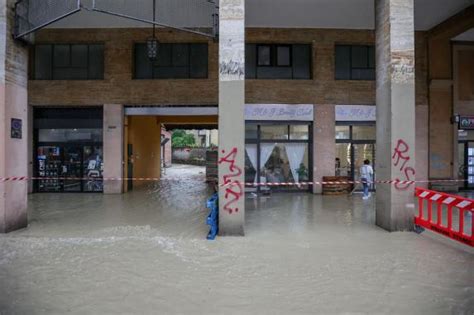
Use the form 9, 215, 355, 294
103, 104, 124, 194
0, 0, 29, 233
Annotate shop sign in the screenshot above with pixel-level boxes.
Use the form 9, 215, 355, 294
11, 118, 22, 139
245, 104, 314, 121
336, 105, 376, 121
459, 116, 474, 130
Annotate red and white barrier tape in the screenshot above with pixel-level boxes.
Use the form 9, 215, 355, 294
0, 176, 470, 187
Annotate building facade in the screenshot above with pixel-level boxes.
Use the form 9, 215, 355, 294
1, 0, 473, 235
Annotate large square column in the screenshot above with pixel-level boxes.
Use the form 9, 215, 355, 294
0, 0, 29, 233
375, 0, 416, 231
218, 0, 245, 236
103, 104, 124, 194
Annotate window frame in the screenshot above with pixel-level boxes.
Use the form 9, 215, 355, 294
133, 42, 209, 80
32, 43, 105, 81
335, 44, 375, 81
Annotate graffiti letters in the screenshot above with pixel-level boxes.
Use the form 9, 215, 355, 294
219, 148, 243, 214
392, 139, 416, 190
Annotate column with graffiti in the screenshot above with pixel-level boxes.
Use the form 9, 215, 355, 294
218, 0, 245, 235
375, 0, 416, 231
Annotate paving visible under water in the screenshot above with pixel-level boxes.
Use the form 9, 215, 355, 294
0, 165, 473, 314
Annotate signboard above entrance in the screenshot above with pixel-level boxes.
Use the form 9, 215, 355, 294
245, 104, 314, 121
459, 116, 474, 130
336, 105, 376, 121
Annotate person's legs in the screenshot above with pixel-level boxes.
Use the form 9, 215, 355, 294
362, 178, 369, 199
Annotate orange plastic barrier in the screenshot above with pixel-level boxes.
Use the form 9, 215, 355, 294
415, 188, 474, 247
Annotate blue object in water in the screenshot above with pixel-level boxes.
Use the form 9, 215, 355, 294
206, 193, 219, 240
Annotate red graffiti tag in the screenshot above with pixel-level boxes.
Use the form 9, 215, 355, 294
392, 139, 416, 190
218, 148, 243, 214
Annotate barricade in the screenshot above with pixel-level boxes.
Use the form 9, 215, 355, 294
415, 187, 474, 247
206, 193, 218, 240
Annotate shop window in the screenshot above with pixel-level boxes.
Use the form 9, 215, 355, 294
33, 44, 104, 80
290, 125, 309, 140
245, 124, 258, 140
38, 129, 103, 143
246, 44, 311, 79
261, 125, 289, 140
352, 125, 375, 140
134, 43, 208, 79
335, 126, 350, 139
335, 45, 375, 80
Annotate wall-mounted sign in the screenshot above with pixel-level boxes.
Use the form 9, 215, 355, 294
459, 116, 474, 130
245, 104, 314, 121
336, 105, 376, 121
11, 118, 22, 139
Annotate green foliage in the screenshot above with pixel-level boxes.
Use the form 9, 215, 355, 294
172, 129, 196, 148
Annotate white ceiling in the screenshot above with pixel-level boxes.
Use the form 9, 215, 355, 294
50, 0, 474, 31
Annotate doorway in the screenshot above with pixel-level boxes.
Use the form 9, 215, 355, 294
458, 141, 474, 190
335, 123, 376, 190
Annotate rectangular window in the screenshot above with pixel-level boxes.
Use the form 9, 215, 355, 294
134, 43, 208, 79
335, 45, 375, 80
33, 44, 104, 80
246, 44, 311, 79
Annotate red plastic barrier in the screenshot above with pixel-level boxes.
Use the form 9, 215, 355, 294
415, 188, 474, 247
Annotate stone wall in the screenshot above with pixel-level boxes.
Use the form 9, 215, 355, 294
172, 147, 207, 166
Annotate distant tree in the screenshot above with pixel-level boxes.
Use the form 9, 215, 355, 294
172, 130, 196, 148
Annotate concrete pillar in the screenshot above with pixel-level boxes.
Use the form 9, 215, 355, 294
103, 104, 124, 194
218, 0, 245, 236
375, 0, 416, 231
313, 105, 336, 194
0, 0, 29, 233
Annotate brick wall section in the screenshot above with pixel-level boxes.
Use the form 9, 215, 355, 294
29, 28, 428, 107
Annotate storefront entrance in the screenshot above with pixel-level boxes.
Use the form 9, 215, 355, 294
245, 122, 312, 192
34, 108, 104, 193
457, 141, 474, 190
335, 123, 376, 190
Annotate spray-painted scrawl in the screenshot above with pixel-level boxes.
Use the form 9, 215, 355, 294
219, 0, 245, 81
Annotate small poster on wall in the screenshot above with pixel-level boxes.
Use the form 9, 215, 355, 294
11, 118, 22, 139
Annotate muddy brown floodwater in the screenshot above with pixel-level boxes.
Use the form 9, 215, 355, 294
0, 165, 473, 314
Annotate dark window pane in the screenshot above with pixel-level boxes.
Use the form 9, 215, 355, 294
292, 44, 311, 79
189, 44, 208, 78
88, 45, 104, 79
277, 45, 291, 66
53, 45, 70, 68
172, 44, 189, 67
257, 67, 292, 79
335, 45, 351, 80
53, 68, 88, 80
154, 67, 189, 79
257, 45, 271, 66
351, 45, 368, 68
34, 45, 52, 80
134, 44, 153, 79
71, 45, 88, 68
245, 44, 256, 79
368, 46, 375, 68
351, 68, 375, 80
157, 44, 172, 67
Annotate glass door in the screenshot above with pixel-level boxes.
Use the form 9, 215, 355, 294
83, 145, 104, 192
458, 142, 466, 189
62, 146, 83, 192
353, 143, 376, 190
37, 146, 62, 192
467, 143, 474, 189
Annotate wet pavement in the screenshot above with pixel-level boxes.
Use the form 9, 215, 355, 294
0, 165, 473, 314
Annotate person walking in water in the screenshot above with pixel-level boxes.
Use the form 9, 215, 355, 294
360, 159, 374, 200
